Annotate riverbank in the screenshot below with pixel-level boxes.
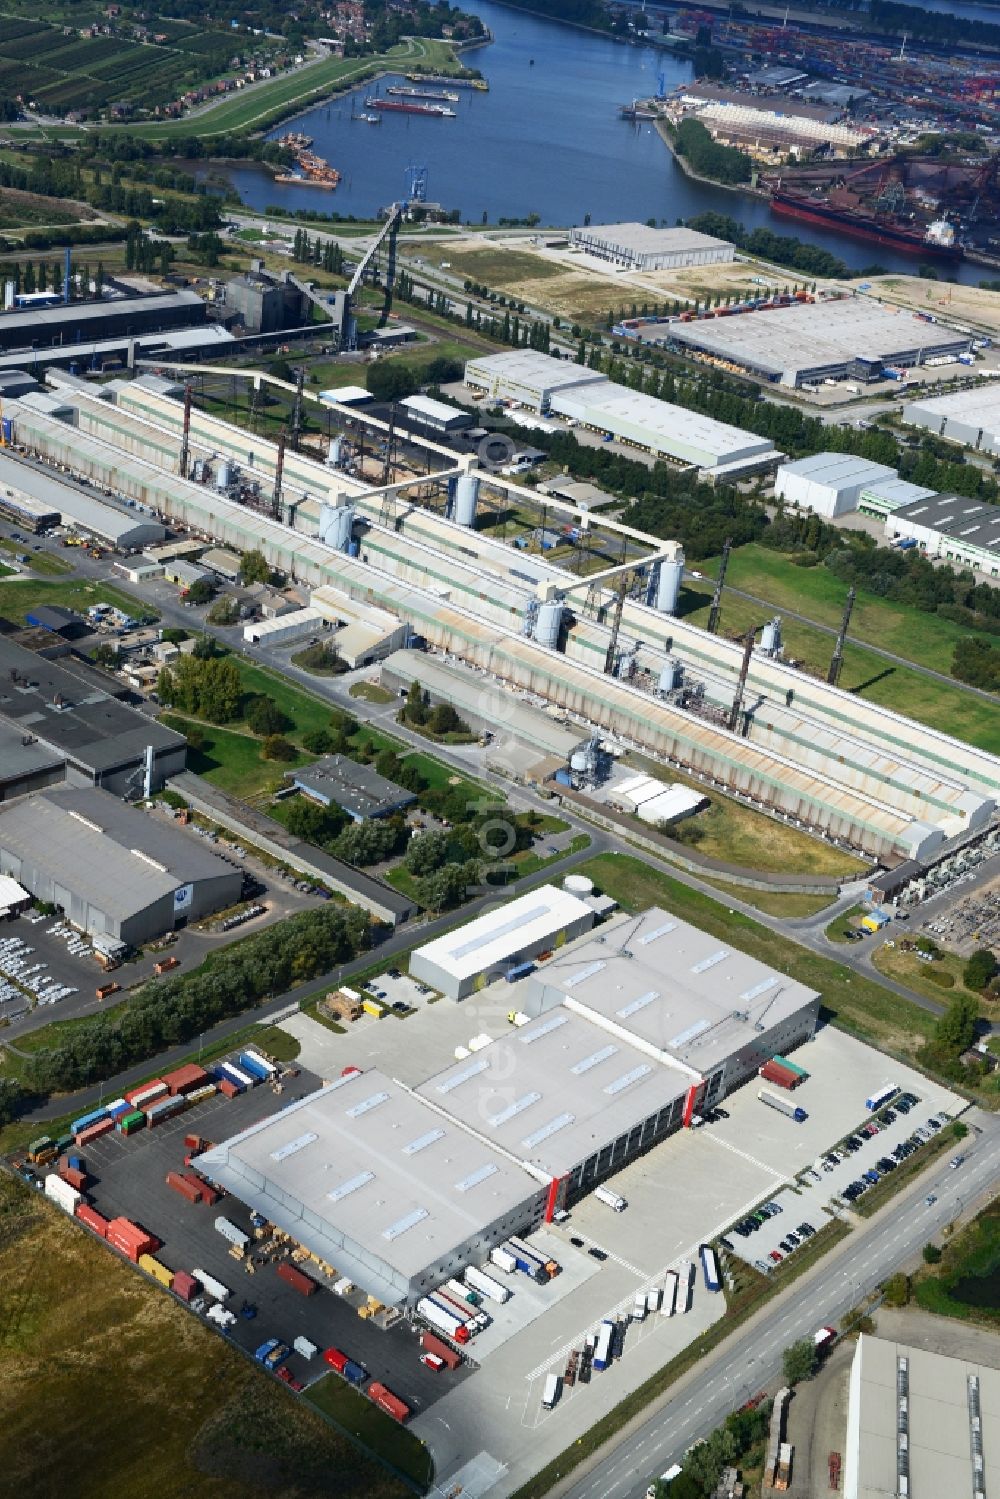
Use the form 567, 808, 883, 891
654, 118, 767, 199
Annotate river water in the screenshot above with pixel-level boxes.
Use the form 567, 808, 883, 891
213, 0, 990, 283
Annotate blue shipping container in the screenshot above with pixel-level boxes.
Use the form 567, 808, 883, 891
506, 961, 535, 983
237, 1053, 269, 1082
72, 1108, 109, 1135
211, 1066, 245, 1094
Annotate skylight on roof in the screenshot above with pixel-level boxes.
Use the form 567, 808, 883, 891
522, 1113, 575, 1149
617, 989, 659, 1019
604, 1065, 651, 1095
270, 1131, 317, 1162
455, 1163, 499, 1192
571, 1044, 618, 1076
519, 1014, 568, 1044
488, 1092, 542, 1127
328, 1170, 375, 1203
436, 1058, 489, 1094
383, 1208, 429, 1241
691, 949, 729, 975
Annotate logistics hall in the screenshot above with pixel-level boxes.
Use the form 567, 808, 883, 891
200, 895, 821, 1303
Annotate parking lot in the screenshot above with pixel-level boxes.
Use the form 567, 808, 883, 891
0, 913, 100, 1025
39, 1064, 465, 1418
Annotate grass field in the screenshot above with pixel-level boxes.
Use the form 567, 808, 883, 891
914, 1198, 1000, 1325
410, 241, 644, 324
306, 1375, 432, 1490
162, 713, 312, 798
0, 576, 154, 624
872, 945, 994, 1022
698, 879, 836, 919
625, 753, 867, 878
124, 37, 458, 140
0, 1174, 407, 1499
684, 547, 1000, 752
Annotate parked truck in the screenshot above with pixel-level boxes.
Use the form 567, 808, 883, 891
592, 1320, 615, 1372
632, 1291, 647, 1322
254, 1339, 289, 1370
417, 1296, 471, 1344
464, 1264, 512, 1304
758, 1088, 807, 1123
676, 1261, 693, 1313
700, 1244, 721, 1293
661, 1269, 678, 1317
542, 1373, 561, 1409
489, 1245, 517, 1275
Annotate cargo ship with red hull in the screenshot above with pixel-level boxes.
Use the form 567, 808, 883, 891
770, 190, 963, 262
365, 96, 456, 118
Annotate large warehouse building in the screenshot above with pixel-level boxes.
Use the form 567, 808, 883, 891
0, 289, 208, 355
195, 1069, 549, 1307
775, 453, 898, 519
410, 884, 597, 1000
903, 383, 1000, 454
669, 299, 972, 387
0, 788, 242, 943
567, 222, 734, 271
886, 492, 1000, 577
463, 351, 780, 475
0, 639, 186, 796
844, 1335, 1000, 1499
0, 450, 166, 550
199, 896, 821, 1303
8, 372, 999, 863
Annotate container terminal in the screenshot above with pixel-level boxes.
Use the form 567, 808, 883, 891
2, 368, 996, 869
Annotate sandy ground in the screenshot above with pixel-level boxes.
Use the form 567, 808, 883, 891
869, 274, 1000, 336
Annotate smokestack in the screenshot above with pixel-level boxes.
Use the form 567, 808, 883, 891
143, 744, 155, 799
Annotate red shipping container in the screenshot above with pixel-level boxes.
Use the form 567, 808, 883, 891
180, 1169, 218, 1204
75, 1203, 108, 1238
323, 1347, 348, 1374
162, 1063, 210, 1096
419, 1331, 462, 1370
216, 1077, 239, 1100
76, 1118, 115, 1146
124, 1080, 166, 1106
171, 1270, 198, 1302
276, 1261, 318, 1296
367, 1382, 410, 1423
60, 1166, 88, 1192
759, 1062, 797, 1091
166, 1170, 203, 1204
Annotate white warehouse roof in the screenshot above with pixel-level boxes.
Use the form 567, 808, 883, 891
0, 448, 166, 549
550, 379, 777, 470
776, 452, 897, 517
412, 884, 594, 984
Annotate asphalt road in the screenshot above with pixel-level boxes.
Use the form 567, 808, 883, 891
558, 1113, 1000, 1499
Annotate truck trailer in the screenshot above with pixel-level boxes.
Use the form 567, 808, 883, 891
661, 1269, 678, 1316
464, 1264, 512, 1304
758, 1088, 807, 1123
700, 1244, 721, 1293
594, 1185, 627, 1212
592, 1320, 615, 1372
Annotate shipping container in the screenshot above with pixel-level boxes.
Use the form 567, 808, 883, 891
464, 1264, 512, 1304
162, 1063, 210, 1095
489, 1245, 517, 1275
60, 1166, 88, 1193
772, 1054, 808, 1080
367, 1382, 410, 1423
106, 1099, 131, 1120
118, 1110, 145, 1134
220, 1061, 254, 1090
759, 1060, 799, 1091
237, 1052, 271, 1083
215, 1076, 240, 1100
71, 1107, 109, 1136
432, 1286, 485, 1328
182, 1169, 219, 1204
45, 1174, 81, 1213
323, 1347, 369, 1384
139, 1253, 174, 1288
661, 1269, 678, 1317
191, 1267, 230, 1302
185, 1083, 217, 1104
700, 1244, 721, 1293
242, 1047, 277, 1078
592, 1320, 615, 1372
215, 1215, 250, 1251
76, 1117, 115, 1146
172, 1270, 198, 1302
167, 1170, 203, 1204
542, 1373, 560, 1409
75, 1202, 109, 1238
276, 1260, 319, 1296
124, 1081, 167, 1108
419, 1330, 462, 1370
293, 1336, 318, 1360
144, 1095, 186, 1126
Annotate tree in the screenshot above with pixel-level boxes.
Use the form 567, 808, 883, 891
935, 993, 978, 1054
185, 578, 216, 606
262, 735, 297, 761
922, 1243, 942, 1264
883, 1272, 910, 1307
964, 948, 998, 992
239, 549, 272, 586
160, 627, 189, 645
416, 859, 478, 911
365, 359, 418, 403
429, 701, 466, 736
246, 696, 292, 737
405, 830, 450, 876
375, 748, 403, 781
91, 643, 121, 669
284, 797, 343, 844
301, 727, 334, 755
782, 1338, 818, 1385
404, 679, 428, 725
206, 595, 240, 626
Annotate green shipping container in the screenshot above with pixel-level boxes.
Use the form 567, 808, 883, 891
773, 1055, 808, 1079
55, 1134, 74, 1153
119, 1110, 145, 1134
28, 1136, 54, 1155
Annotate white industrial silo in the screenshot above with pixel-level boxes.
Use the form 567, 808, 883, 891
760, 616, 782, 656
655, 540, 685, 615
319, 501, 354, 552
533, 600, 564, 649
453, 473, 480, 527
658, 657, 682, 695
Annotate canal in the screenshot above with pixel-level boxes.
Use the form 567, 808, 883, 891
214, 0, 992, 283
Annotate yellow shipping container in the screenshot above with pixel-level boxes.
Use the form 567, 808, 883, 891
860, 915, 881, 932
139, 1253, 173, 1288
362, 999, 383, 1018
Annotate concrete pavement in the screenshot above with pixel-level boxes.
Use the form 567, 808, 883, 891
558, 1114, 999, 1499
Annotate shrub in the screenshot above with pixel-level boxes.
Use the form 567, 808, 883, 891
922, 1243, 942, 1264
883, 1272, 910, 1307
262, 735, 297, 761
927, 968, 956, 988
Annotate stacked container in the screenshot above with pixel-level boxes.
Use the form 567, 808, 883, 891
214, 1074, 240, 1100
219, 1061, 254, 1091
72, 1107, 109, 1136
45, 1174, 81, 1214
242, 1048, 276, 1079
191, 1267, 230, 1302
125, 1080, 168, 1110
773, 1054, 809, 1083
107, 1217, 159, 1263
759, 1058, 802, 1091
167, 1170, 204, 1204
59, 1165, 88, 1193
143, 1094, 187, 1127
76, 1202, 109, 1238
76, 1118, 114, 1146
107, 1099, 131, 1123
162, 1063, 211, 1096
419, 1330, 462, 1369
118, 1110, 145, 1135
186, 1083, 217, 1105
